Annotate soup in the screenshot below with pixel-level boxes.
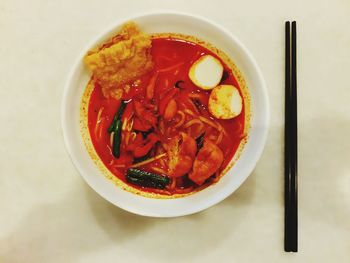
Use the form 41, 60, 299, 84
82, 23, 249, 197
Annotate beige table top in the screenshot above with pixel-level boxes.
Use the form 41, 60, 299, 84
1, 0, 350, 262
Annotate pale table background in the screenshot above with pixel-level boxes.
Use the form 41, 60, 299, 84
1, 0, 350, 262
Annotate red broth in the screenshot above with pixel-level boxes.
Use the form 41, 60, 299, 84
87, 37, 246, 196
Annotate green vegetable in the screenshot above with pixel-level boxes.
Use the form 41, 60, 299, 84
108, 101, 127, 158
126, 168, 170, 189
112, 119, 122, 158
108, 100, 127, 133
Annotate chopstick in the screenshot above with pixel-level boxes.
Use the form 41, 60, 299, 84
284, 21, 298, 252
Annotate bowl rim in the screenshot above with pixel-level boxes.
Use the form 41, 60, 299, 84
61, 10, 269, 217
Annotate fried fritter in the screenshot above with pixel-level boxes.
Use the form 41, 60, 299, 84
84, 22, 153, 99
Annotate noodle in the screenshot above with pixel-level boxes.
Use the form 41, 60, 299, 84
199, 116, 219, 130
110, 132, 114, 147
157, 55, 173, 62
94, 107, 104, 139
122, 119, 128, 130
194, 122, 204, 136
174, 111, 186, 128
131, 153, 167, 168
159, 157, 166, 167
125, 131, 130, 145
158, 62, 184, 73
159, 119, 165, 135
97, 119, 104, 139
209, 134, 217, 141
220, 125, 228, 136
216, 130, 224, 144
122, 115, 134, 131
130, 132, 137, 142
184, 109, 195, 116
151, 166, 169, 175
187, 98, 199, 114
164, 78, 169, 88
183, 119, 203, 129
188, 93, 201, 98
168, 176, 176, 190
96, 107, 104, 123
126, 118, 134, 131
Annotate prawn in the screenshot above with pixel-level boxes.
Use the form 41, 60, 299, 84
189, 139, 224, 185
167, 133, 197, 177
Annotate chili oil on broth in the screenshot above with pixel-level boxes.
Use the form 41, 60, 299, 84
80, 32, 251, 199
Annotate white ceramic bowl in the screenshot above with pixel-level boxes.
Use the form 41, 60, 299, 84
61, 12, 269, 217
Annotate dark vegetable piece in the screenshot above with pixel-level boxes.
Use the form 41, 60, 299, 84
178, 174, 195, 189
220, 70, 229, 83
108, 100, 127, 133
126, 168, 170, 189
204, 173, 218, 184
140, 128, 154, 139
191, 98, 203, 112
195, 132, 205, 153
112, 119, 122, 157
175, 80, 185, 89
133, 151, 152, 164
126, 176, 165, 189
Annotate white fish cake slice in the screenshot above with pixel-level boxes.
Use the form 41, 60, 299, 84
189, 55, 223, 90
208, 85, 242, 119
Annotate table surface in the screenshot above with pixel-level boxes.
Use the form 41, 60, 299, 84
1, 0, 350, 262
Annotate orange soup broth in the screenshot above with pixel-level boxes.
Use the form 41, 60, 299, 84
87, 37, 246, 195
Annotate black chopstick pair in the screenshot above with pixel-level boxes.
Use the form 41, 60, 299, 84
284, 21, 298, 252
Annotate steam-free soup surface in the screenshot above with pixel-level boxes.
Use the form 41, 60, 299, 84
87, 37, 245, 196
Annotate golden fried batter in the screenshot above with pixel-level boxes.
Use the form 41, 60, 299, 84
84, 22, 153, 99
